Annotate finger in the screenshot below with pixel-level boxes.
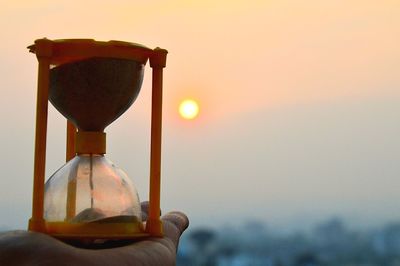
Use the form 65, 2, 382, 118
140, 201, 162, 221
140, 201, 149, 220
161, 212, 189, 250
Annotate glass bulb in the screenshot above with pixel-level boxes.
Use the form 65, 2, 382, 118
44, 155, 141, 227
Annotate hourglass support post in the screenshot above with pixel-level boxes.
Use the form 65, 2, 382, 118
29, 39, 53, 232
146, 48, 168, 236
65, 120, 77, 219
66, 120, 76, 161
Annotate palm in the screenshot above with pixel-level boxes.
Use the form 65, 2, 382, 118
0, 203, 188, 266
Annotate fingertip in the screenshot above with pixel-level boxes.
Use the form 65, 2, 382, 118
161, 212, 189, 234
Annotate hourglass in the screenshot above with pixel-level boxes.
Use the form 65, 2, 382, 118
27, 38, 166, 239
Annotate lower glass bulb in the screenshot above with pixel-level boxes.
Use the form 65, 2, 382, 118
44, 154, 141, 226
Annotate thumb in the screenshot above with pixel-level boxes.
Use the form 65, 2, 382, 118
161, 212, 189, 249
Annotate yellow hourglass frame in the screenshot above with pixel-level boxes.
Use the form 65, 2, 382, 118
27, 38, 166, 239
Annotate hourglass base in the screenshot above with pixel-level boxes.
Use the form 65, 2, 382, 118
44, 219, 148, 240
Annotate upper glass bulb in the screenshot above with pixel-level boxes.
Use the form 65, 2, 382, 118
49, 57, 144, 131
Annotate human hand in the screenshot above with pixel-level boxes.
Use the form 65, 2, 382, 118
0, 202, 189, 266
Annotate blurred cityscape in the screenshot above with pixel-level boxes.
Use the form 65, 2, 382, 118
177, 218, 400, 266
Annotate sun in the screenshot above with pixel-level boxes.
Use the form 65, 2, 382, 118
179, 99, 199, 120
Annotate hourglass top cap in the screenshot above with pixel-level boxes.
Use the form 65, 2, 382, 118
28, 38, 157, 66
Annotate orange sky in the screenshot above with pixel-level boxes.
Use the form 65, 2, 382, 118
2, 1, 399, 118
0, 1, 399, 230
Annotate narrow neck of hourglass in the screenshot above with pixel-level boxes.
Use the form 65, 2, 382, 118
75, 131, 106, 155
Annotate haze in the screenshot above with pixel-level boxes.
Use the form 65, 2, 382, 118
0, 0, 399, 231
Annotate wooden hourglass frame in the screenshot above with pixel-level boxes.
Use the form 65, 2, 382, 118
27, 38, 166, 238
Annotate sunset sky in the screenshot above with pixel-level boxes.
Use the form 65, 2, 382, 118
0, 1, 399, 231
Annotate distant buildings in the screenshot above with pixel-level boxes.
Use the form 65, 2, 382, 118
177, 218, 400, 266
